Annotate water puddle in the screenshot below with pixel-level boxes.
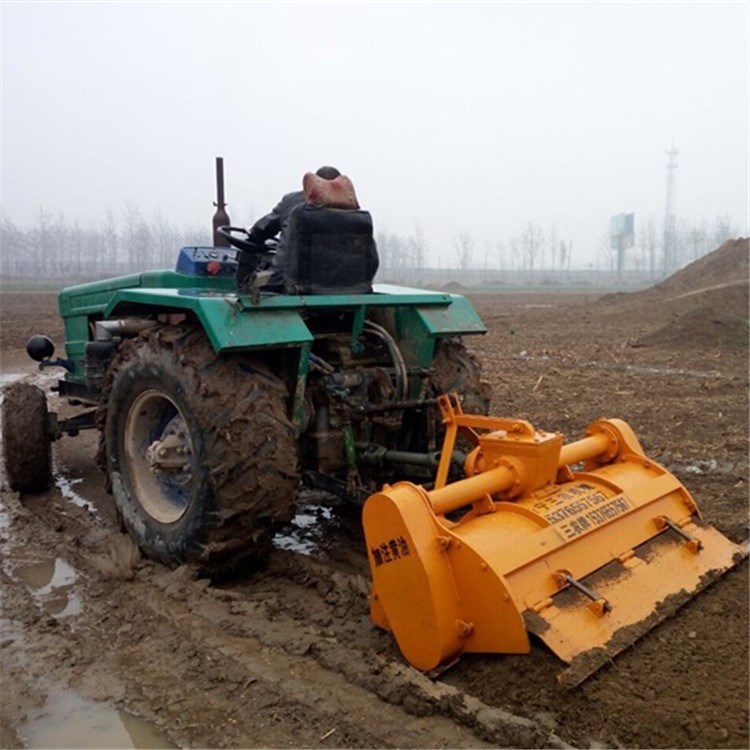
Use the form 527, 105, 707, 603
0, 372, 25, 387
20, 688, 176, 749
274, 492, 364, 561
55, 470, 100, 518
14, 557, 83, 618
274, 502, 334, 555
0, 369, 56, 390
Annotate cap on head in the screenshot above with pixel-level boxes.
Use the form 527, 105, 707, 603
315, 166, 341, 180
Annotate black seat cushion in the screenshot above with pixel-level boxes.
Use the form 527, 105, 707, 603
284, 204, 379, 295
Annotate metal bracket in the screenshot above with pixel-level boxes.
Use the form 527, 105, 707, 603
656, 516, 703, 553
48, 410, 98, 439
555, 571, 612, 615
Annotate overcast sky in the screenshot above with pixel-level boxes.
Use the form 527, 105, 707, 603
2, 1, 748, 268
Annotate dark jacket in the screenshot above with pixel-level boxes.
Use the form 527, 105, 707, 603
248, 190, 305, 247
247, 190, 305, 286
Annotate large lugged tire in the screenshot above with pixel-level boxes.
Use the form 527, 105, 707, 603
100, 326, 299, 574
1, 382, 53, 493
430, 337, 492, 414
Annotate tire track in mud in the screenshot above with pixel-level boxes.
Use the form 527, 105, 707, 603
3, 395, 748, 749
141, 565, 565, 749
147, 555, 566, 749
0, 480, 566, 749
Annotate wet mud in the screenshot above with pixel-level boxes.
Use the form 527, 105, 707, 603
1, 240, 748, 748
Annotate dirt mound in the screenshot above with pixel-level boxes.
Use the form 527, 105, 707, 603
654, 237, 749, 297
442, 280, 466, 291
640, 283, 749, 349
603, 238, 749, 349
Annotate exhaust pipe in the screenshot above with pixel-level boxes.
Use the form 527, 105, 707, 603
212, 156, 230, 247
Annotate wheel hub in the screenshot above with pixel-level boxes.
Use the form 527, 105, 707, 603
146, 422, 192, 473
123, 390, 195, 523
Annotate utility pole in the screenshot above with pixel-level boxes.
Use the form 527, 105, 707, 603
663, 147, 679, 275
609, 213, 634, 280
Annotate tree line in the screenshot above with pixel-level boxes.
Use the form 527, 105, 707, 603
1, 205, 206, 279
1, 205, 740, 280
377, 213, 738, 277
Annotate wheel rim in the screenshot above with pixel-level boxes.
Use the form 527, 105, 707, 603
123, 390, 195, 524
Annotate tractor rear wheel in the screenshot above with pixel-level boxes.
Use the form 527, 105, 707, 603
101, 326, 299, 574
431, 337, 492, 414
1, 382, 53, 493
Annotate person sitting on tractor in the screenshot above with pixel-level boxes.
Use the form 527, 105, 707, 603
238, 165, 342, 290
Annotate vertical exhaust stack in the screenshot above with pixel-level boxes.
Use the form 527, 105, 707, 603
212, 157, 230, 247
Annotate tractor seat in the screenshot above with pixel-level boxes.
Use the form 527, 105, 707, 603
283, 193, 379, 296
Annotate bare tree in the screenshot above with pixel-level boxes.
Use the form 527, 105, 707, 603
407, 222, 427, 269
103, 210, 119, 275
375, 229, 389, 272
712, 215, 736, 247
31, 207, 54, 277
392, 233, 407, 270
597, 230, 615, 272
482, 239, 492, 270
151, 209, 178, 270
508, 234, 522, 271
635, 215, 659, 277
83, 221, 107, 276
0, 216, 28, 277
454, 231, 475, 270
520, 221, 544, 271
70, 220, 85, 275
495, 240, 506, 271
376, 229, 409, 274
686, 221, 708, 262
547, 224, 559, 272
123, 202, 151, 272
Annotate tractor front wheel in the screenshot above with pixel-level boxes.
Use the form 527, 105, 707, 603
1, 381, 53, 493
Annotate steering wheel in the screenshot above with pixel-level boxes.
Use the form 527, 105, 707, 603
217, 226, 266, 253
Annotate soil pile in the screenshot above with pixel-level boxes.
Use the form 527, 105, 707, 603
605, 238, 749, 349
442, 280, 466, 292
654, 237, 749, 296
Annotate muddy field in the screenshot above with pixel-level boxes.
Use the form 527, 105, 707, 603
1, 239, 748, 749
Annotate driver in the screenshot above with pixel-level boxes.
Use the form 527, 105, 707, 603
240, 165, 342, 289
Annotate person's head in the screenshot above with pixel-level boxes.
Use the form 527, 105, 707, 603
315, 166, 341, 180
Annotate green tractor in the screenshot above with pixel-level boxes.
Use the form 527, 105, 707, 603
2, 161, 490, 575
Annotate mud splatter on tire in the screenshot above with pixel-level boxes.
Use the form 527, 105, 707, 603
431, 337, 492, 414
99, 325, 299, 575
1, 382, 52, 493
